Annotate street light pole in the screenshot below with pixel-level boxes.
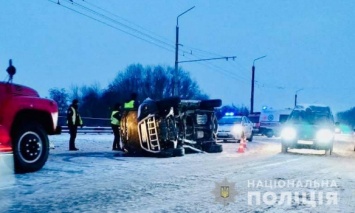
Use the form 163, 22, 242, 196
294, 88, 303, 107
174, 6, 195, 96
250, 55, 266, 114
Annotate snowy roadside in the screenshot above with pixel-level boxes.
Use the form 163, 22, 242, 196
0, 134, 354, 213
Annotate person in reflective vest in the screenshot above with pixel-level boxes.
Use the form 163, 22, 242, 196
124, 93, 139, 109
111, 103, 123, 151
66, 99, 83, 151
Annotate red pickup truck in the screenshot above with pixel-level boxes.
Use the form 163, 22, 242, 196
0, 60, 60, 173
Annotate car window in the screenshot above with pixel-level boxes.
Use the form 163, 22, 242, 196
218, 117, 242, 124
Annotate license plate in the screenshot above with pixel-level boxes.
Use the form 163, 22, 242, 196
297, 140, 313, 145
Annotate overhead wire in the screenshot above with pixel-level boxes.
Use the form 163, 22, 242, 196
81, 0, 175, 46
50, 0, 253, 85
47, 0, 290, 90
178, 54, 250, 84
64, 0, 175, 50
47, 0, 175, 53
54, 0, 254, 84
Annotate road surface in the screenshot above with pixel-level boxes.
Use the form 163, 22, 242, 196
0, 134, 354, 213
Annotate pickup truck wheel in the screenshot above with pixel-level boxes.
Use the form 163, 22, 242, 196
13, 123, 49, 173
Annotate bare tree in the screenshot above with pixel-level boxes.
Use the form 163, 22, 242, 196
50, 63, 209, 126
49, 88, 69, 115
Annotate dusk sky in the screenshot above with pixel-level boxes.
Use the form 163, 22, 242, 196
1, 1, 354, 115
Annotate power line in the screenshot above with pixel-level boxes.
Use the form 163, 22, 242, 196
64, 0, 175, 49
48, 0, 286, 89
49, 0, 251, 84
180, 54, 251, 84
47, 0, 175, 53
178, 56, 236, 64
81, 0, 175, 46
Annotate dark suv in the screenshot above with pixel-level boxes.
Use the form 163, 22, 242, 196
280, 105, 335, 154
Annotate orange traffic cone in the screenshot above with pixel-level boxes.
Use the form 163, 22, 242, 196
237, 139, 245, 153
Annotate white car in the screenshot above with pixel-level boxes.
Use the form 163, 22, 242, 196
217, 115, 253, 142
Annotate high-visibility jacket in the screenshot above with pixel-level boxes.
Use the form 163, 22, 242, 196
124, 100, 135, 109
67, 106, 83, 126
111, 110, 120, 125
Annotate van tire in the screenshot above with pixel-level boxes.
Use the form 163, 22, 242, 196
266, 130, 273, 138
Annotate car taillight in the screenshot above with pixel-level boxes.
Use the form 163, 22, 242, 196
0, 126, 12, 152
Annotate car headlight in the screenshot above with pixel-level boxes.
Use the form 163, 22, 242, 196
231, 125, 243, 136
281, 127, 297, 140
316, 129, 333, 142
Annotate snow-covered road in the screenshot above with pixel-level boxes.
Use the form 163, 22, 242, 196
1, 134, 354, 213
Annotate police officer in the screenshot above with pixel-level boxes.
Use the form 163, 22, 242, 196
124, 92, 139, 109
111, 103, 122, 151
67, 99, 83, 151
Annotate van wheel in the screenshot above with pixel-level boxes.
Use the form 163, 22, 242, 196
13, 123, 49, 173
266, 130, 273, 138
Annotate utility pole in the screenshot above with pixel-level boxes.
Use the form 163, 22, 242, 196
173, 6, 236, 96
250, 55, 266, 114
174, 6, 195, 96
294, 88, 303, 107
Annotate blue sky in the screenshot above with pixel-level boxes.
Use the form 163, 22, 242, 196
1, 0, 354, 114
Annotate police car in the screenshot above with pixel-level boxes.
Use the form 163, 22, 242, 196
217, 113, 253, 142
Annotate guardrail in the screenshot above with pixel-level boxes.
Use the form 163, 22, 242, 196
58, 116, 111, 128
61, 126, 113, 134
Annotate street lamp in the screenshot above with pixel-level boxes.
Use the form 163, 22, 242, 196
174, 6, 195, 96
294, 88, 303, 107
250, 55, 266, 113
